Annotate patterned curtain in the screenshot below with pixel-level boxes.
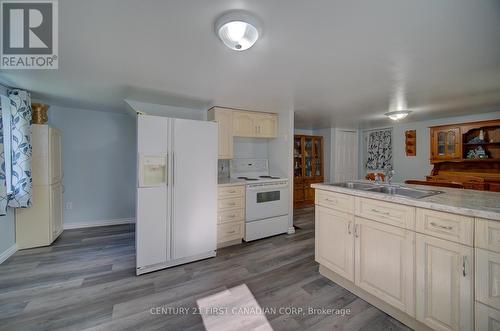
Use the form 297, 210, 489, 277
0, 89, 32, 215
366, 129, 392, 171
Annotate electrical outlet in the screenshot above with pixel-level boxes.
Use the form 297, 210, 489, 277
65, 202, 73, 210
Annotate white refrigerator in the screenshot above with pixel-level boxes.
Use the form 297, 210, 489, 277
136, 114, 218, 275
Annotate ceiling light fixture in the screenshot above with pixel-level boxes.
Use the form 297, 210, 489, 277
384, 110, 412, 121
215, 11, 261, 51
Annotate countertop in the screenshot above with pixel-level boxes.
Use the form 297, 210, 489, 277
312, 182, 500, 221
218, 178, 246, 187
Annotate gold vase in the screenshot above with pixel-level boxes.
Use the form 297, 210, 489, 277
31, 103, 49, 124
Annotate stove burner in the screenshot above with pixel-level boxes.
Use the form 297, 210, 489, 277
237, 176, 258, 181
259, 175, 280, 179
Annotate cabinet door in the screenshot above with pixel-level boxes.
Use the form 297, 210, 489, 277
254, 114, 277, 138
315, 206, 355, 281
476, 248, 500, 310
431, 127, 461, 161
416, 234, 473, 331
232, 111, 255, 137
209, 108, 233, 159
476, 302, 500, 331
49, 128, 62, 184
50, 183, 63, 240
354, 217, 415, 315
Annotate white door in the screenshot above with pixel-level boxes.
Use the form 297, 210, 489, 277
172, 119, 217, 260
136, 115, 169, 271
334, 129, 358, 182
354, 217, 415, 315
476, 248, 500, 310
315, 206, 355, 281
416, 234, 473, 331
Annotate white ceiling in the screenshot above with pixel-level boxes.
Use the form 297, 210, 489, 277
1, 0, 499, 128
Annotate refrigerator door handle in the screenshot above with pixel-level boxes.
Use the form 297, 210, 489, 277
172, 153, 175, 186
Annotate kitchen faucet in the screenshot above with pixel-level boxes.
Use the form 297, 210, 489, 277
384, 167, 395, 185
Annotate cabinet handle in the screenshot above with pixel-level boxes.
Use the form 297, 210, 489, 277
371, 208, 390, 216
228, 214, 236, 218
228, 190, 236, 193
462, 256, 467, 277
228, 230, 236, 234
325, 198, 337, 204
430, 222, 453, 231
354, 224, 359, 238
347, 221, 352, 235
228, 202, 236, 206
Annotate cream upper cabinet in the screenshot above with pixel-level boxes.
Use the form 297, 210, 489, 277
232, 111, 256, 137
254, 113, 278, 138
207, 107, 233, 159
232, 111, 278, 138
315, 206, 355, 281
416, 233, 473, 331
354, 217, 415, 316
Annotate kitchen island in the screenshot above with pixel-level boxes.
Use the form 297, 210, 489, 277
311, 182, 500, 331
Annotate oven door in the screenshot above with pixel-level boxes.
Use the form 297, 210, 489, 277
246, 182, 289, 222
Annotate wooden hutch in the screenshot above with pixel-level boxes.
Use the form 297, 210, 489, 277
427, 119, 500, 191
294, 135, 324, 207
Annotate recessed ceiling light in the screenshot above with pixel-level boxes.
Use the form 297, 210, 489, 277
215, 11, 261, 51
384, 110, 412, 121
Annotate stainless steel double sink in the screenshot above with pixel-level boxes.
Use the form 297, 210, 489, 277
328, 181, 444, 199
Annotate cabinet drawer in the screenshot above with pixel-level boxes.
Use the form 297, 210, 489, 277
217, 222, 243, 243
355, 198, 415, 229
218, 197, 245, 211
218, 185, 245, 199
476, 218, 500, 253
476, 248, 500, 311
316, 190, 354, 214
218, 209, 245, 224
416, 208, 473, 246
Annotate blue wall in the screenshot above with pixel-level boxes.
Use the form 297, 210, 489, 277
49, 106, 136, 226
0, 209, 15, 255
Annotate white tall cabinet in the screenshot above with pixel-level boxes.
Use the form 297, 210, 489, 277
16, 124, 63, 249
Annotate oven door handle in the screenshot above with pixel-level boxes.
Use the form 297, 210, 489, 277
247, 184, 289, 190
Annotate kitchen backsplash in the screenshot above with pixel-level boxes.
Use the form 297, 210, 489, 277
218, 159, 230, 179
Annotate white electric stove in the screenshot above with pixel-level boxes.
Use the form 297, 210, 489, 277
230, 159, 289, 241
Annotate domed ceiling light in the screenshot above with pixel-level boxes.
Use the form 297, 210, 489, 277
215, 11, 261, 51
384, 110, 412, 121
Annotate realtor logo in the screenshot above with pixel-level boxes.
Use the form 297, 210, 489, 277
1, 0, 58, 69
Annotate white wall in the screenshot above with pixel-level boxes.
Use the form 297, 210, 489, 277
125, 99, 206, 120
269, 109, 294, 232
360, 111, 500, 183
48, 106, 136, 227
233, 138, 269, 159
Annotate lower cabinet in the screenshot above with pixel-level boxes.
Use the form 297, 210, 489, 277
415, 234, 473, 331
476, 302, 500, 331
315, 206, 354, 281
354, 217, 415, 316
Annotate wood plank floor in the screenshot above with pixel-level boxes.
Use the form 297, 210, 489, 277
0, 207, 410, 331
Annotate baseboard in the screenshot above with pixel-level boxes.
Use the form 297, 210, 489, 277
0, 243, 17, 264
63, 218, 135, 230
